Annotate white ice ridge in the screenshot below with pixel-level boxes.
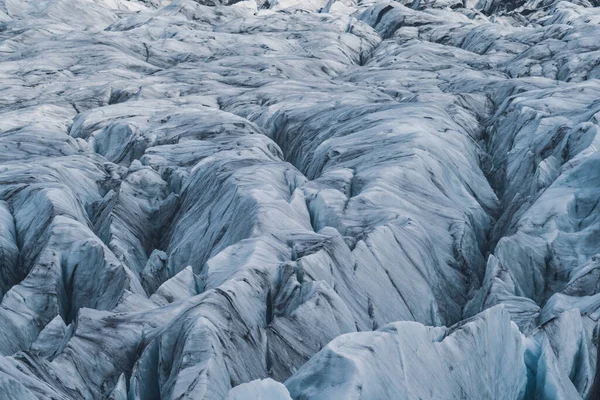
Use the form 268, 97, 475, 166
0, 0, 599, 397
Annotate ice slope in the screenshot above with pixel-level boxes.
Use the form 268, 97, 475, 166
0, 0, 598, 397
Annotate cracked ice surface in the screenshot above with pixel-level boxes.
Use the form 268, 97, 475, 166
0, 0, 599, 397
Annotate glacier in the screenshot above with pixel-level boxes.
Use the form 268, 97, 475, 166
0, 0, 599, 397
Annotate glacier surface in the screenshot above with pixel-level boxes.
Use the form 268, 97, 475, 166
0, 0, 599, 397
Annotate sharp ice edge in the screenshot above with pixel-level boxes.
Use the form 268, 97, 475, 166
0, 0, 598, 397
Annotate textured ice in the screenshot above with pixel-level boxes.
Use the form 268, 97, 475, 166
0, 0, 599, 397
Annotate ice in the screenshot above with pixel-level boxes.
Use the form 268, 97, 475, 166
286, 306, 530, 399
227, 379, 292, 399
0, 0, 598, 396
